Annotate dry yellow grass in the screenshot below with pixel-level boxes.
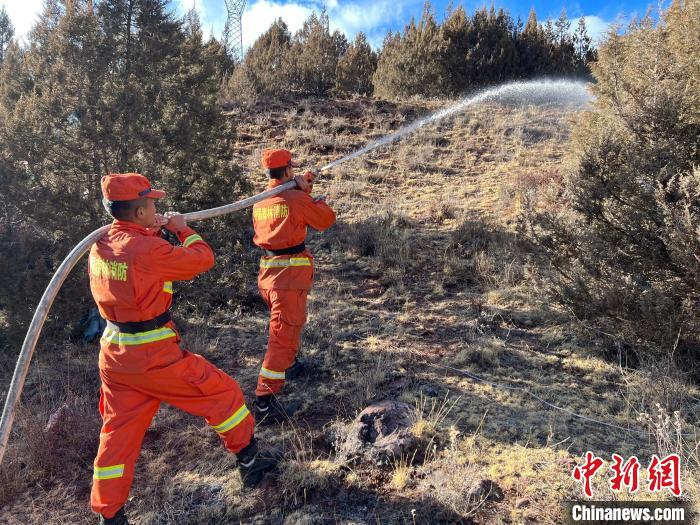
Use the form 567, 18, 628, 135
1, 96, 698, 523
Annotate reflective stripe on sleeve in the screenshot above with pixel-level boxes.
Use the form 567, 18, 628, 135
163, 281, 173, 294
259, 367, 285, 380
100, 327, 176, 346
211, 405, 251, 434
93, 464, 125, 480
183, 234, 203, 248
259, 257, 312, 269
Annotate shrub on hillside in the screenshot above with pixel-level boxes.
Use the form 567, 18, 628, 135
525, 1, 700, 366
372, 5, 448, 98
227, 11, 347, 100
335, 32, 377, 97
287, 10, 347, 96
0, 2, 252, 351
373, 3, 593, 99
225, 18, 292, 101
225, 2, 595, 102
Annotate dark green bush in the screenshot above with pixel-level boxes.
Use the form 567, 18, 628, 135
525, 0, 700, 367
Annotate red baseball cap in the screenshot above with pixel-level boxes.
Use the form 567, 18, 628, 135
101, 173, 166, 201
261, 148, 299, 169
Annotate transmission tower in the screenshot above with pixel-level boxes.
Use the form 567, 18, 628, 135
223, 0, 246, 62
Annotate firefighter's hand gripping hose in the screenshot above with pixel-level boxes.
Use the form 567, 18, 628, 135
0, 80, 593, 466
0, 168, 336, 465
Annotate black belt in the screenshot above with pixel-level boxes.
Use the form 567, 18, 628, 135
106, 310, 172, 333
264, 243, 306, 257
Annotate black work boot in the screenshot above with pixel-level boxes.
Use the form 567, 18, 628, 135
285, 358, 309, 380
237, 438, 283, 487
100, 507, 129, 525
253, 394, 298, 426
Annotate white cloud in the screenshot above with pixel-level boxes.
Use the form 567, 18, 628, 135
239, 0, 417, 51
328, 1, 396, 36
580, 15, 614, 44
173, 0, 207, 19
2, 0, 211, 43
1, 0, 44, 43
241, 0, 313, 49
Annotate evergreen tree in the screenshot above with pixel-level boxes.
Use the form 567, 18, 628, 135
543, 18, 555, 44
222, 2, 599, 101
572, 16, 596, 74
335, 32, 377, 96
463, 7, 518, 86
523, 8, 538, 34
551, 9, 576, 73
0, 41, 29, 107
554, 8, 571, 44
0, 6, 14, 65
0, 0, 248, 341
517, 7, 551, 76
440, 5, 473, 94
526, 1, 700, 364
373, 2, 448, 98
288, 10, 347, 96
225, 18, 292, 101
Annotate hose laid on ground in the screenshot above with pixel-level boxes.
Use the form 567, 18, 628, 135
0, 179, 303, 465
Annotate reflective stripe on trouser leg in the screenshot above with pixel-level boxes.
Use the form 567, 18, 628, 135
257, 367, 286, 396
260, 367, 285, 380
211, 404, 251, 434
93, 464, 125, 480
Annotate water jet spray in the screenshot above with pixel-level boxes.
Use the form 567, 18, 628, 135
0, 79, 591, 464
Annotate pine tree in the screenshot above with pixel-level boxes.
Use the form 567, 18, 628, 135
335, 32, 377, 96
527, 1, 700, 362
463, 6, 518, 86
517, 7, 550, 76
225, 18, 292, 100
523, 7, 538, 34
373, 2, 448, 98
554, 8, 571, 45
0, 0, 248, 339
0, 41, 29, 107
551, 9, 576, 73
0, 6, 14, 65
572, 16, 596, 75
440, 5, 473, 94
288, 10, 347, 96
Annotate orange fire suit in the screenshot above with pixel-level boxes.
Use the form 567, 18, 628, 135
88, 220, 254, 518
252, 179, 336, 396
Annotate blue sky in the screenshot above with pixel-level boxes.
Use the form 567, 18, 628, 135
2, 0, 664, 51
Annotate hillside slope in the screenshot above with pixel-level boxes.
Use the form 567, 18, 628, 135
1, 97, 698, 524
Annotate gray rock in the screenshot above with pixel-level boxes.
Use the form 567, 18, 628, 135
335, 400, 416, 465
468, 479, 504, 503
419, 383, 446, 398
516, 497, 530, 508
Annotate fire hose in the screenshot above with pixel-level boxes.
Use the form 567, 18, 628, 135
0, 167, 332, 465
0, 79, 594, 465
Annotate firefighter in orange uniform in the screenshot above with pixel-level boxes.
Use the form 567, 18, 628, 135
90, 173, 279, 525
251, 149, 336, 424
